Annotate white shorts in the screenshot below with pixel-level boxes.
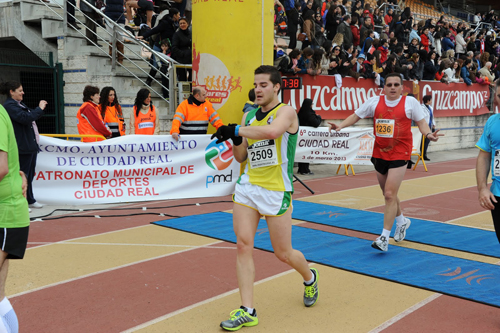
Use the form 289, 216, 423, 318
233, 183, 292, 216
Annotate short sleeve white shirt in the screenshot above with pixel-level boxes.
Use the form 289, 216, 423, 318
354, 95, 425, 122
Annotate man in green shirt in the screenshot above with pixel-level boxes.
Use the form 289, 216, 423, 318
0, 104, 30, 333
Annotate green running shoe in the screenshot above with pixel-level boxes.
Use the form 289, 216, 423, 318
303, 268, 319, 307
220, 307, 258, 331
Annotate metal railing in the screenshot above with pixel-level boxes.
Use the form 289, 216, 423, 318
37, 0, 178, 103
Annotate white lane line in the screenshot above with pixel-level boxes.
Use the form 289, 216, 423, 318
27, 241, 236, 249
10, 240, 224, 298
121, 268, 298, 333
367, 294, 442, 333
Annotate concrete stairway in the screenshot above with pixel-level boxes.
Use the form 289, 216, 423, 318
0, 0, 172, 134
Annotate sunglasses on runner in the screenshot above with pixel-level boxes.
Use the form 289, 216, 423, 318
385, 83, 401, 87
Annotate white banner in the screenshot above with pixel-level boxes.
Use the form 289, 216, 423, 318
296, 126, 423, 165
34, 135, 240, 205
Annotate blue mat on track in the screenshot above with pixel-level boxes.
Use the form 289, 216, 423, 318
153, 212, 500, 308
292, 201, 500, 258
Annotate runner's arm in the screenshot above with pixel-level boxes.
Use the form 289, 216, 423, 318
328, 113, 361, 131
476, 149, 497, 210
237, 106, 297, 140
416, 118, 442, 141
0, 151, 7, 182
233, 113, 249, 163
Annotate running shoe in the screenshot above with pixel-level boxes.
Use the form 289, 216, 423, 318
303, 268, 319, 307
371, 236, 389, 251
220, 307, 258, 331
394, 218, 411, 242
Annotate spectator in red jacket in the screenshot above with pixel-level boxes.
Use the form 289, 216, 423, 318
384, 8, 393, 26
351, 16, 361, 47
377, 39, 389, 63
420, 27, 430, 52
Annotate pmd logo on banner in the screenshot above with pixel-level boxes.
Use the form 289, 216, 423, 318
205, 140, 234, 188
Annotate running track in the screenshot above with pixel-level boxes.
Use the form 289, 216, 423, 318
12, 157, 500, 332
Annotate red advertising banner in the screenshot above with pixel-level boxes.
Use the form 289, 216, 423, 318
282, 75, 491, 119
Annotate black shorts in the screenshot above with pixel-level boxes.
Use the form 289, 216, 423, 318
371, 157, 408, 175
138, 0, 154, 11
0, 226, 30, 259
491, 196, 500, 244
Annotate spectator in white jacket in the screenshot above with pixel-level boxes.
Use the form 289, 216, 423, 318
455, 29, 467, 58
443, 61, 464, 83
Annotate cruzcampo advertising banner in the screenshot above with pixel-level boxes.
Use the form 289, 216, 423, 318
192, 0, 274, 127
33, 135, 240, 205
282, 76, 491, 119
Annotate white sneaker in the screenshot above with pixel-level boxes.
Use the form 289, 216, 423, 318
371, 236, 389, 252
29, 202, 44, 209
394, 218, 411, 242
28, 208, 32, 213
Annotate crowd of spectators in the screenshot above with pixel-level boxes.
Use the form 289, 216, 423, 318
274, 0, 500, 88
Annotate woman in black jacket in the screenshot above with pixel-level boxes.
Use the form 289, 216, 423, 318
0, 81, 46, 208
297, 98, 322, 175
171, 17, 192, 81
423, 51, 439, 80
287, 3, 300, 50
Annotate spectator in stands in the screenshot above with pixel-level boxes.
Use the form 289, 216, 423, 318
409, 24, 420, 44
140, 8, 180, 85
427, 25, 435, 50
475, 33, 485, 54
435, 62, 448, 82
302, 9, 315, 50
297, 99, 322, 175
297, 47, 314, 73
130, 88, 159, 135
373, 8, 383, 34
434, 24, 445, 56
388, 37, 398, 53
104, 0, 127, 64
380, 25, 390, 40
441, 49, 455, 69
287, 2, 301, 50
80, 0, 101, 47
444, 61, 463, 83
360, 30, 374, 55
337, 15, 353, 51
350, 16, 361, 48
326, 44, 342, 75
479, 62, 495, 85
441, 31, 455, 53
242, 89, 258, 113
1, 81, 46, 209
278, 48, 302, 75
125, 0, 154, 28
394, 17, 407, 45
372, 50, 384, 74
455, 29, 467, 59
474, 12, 481, 26
423, 51, 440, 80
384, 8, 393, 26
170, 86, 223, 140
381, 54, 397, 78
77, 85, 111, 142
480, 52, 490, 68
420, 27, 430, 52
408, 38, 419, 56
377, 39, 389, 63
98, 87, 125, 137
407, 53, 420, 80
325, 5, 342, 41
467, 35, 477, 53
351, 0, 363, 20
339, 45, 360, 80
476, 71, 490, 85
308, 49, 324, 75
172, 17, 192, 82
360, 16, 374, 42
461, 59, 473, 85
313, 13, 327, 48
473, 51, 482, 70
66, 0, 80, 30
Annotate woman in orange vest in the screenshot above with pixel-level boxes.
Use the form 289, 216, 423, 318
98, 86, 125, 137
77, 85, 112, 142
129, 88, 159, 135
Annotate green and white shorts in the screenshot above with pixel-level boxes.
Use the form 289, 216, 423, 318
233, 183, 292, 216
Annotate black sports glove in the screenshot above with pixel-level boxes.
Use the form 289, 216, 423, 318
211, 124, 236, 144
211, 124, 243, 146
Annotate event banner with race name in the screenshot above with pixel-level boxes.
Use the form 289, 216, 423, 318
296, 126, 423, 165
34, 135, 240, 205
282, 76, 491, 119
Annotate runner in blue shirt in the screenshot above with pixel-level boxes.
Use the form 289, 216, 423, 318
476, 79, 500, 242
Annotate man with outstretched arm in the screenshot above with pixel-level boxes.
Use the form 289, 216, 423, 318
328, 73, 443, 252
476, 79, 500, 242
212, 65, 318, 331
